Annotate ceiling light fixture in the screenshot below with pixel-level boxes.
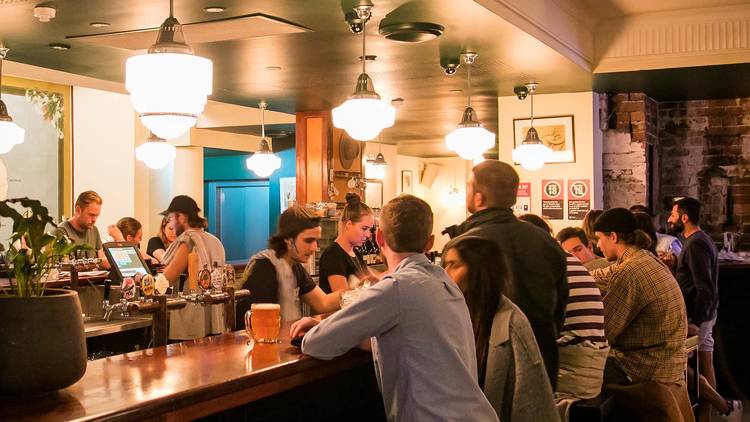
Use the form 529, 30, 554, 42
33, 5, 56, 23
89, 22, 111, 28
365, 143, 388, 179
511, 83, 551, 171
332, 2, 395, 141
125, 0, 212, 140
203, 6, 225, 13
0, 47, 25, 154
246, 101, 281, 177
49, 43, 70, 50
135, 132, 176, 169
445, 52, 495, 160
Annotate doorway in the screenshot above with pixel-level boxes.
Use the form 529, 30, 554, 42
206, 180, 270, 263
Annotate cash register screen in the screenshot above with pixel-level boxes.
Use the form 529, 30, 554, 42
107, 246, 149, 278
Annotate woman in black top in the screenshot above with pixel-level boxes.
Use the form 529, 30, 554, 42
146, 216, 176, 264
318, 193, 378, 293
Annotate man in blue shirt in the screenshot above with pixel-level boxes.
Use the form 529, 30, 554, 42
668, 197, 739, 418
291, 195, 498, 422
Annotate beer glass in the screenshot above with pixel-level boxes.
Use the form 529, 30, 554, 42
245, 303, 281, 343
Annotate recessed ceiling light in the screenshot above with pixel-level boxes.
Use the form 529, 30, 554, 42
264, 66, 281, 71
449, 89, 463, 93
89, 22, 110, 28
203, 6, 225, 13
49, 43, 70, 51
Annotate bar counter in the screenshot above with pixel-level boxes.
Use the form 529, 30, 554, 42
0, 322, 383, 421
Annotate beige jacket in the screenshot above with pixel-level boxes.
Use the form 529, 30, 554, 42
484, 297, 560, 422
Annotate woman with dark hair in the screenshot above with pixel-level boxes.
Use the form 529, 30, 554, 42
146, 216, 177, 264
240, 205, 346, 325
442, 236, 557, 422
318, 193, 379, 293
631, 211, 658, 255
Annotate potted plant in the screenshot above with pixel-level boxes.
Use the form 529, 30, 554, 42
0, 198, 90, 394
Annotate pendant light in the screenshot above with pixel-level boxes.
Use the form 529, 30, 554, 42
511, 83, 552, 171
0, 47, 25, 154
246, 101, 281, 177
365, 143, 388, 179
445, 52, 495, 161
136, 131, 176, 169
332, 3, 395, 141
125, 0, 212, 140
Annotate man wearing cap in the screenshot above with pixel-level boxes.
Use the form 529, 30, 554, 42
590, 208, 687, 386
161, 195, 226, 340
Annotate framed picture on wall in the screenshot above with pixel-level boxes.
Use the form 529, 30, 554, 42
279, 177, 296, 212
401, 170, 413, 194
513, 115, 575, 164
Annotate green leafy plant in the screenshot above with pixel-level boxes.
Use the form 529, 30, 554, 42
0, 198, 89, 297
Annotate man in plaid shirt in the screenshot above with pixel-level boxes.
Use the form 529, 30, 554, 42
590, 208, 687, 385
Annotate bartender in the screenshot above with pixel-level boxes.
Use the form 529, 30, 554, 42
159, 195, 226, 340
54, 190, 110, 269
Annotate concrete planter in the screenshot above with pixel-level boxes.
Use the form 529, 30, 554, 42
0, 288, 87, 394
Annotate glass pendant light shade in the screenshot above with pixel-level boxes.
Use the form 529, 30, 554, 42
445, 107, 495, 160
136, 132, 176, 169
245, 101, 282, 177
332, 4, 395, 141
512, 140, 552, 171
332, 95, 395, 141
246, 141, 282, 177
0, 103, 24, 154
125, 7, 213, 140
0, 48, 24, 154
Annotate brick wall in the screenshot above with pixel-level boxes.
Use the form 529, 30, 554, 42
602, 93, 657, 210
659, 98, 750, 232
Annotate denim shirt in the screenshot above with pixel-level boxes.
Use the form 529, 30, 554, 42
302, 253, 498, 422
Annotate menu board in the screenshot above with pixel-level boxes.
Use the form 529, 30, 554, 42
567, 179, 591, 220
541, 179, 564, 220
512, 182, 531, 216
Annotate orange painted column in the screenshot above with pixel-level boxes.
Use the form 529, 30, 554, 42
295, 111, 331, 205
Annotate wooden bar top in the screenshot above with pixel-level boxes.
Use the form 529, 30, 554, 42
0, 322, 373, 421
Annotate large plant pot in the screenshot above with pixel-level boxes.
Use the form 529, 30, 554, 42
0, 288, 87, 394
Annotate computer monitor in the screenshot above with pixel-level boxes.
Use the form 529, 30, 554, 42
102, 242, 151, 283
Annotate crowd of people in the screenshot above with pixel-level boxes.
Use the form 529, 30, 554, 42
59, 156, 740, 421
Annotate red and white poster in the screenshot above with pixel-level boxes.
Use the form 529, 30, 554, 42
541, 179, 564, 220
567, 179, 591, 220
512, 182, 531, 216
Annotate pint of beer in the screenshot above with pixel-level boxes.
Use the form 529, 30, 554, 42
245, 303, 281, 343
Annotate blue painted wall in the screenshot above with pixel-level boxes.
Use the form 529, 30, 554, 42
203, 138, 295, 237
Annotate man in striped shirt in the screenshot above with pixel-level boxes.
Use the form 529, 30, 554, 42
556, 253, 610, 404
517, 216, 609, 405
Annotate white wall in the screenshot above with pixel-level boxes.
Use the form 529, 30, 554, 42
72, 87, 136, 240
498, 91, 602, 234
396, 154, 470, 251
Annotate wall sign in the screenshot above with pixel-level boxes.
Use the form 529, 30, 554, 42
513, 182, 531, 216
567, 179, 591, 220
541, 179, 564, 220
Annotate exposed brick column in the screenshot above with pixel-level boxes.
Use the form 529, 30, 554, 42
602, 93, 657, 211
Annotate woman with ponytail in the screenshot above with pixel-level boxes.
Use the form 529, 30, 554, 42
589, 208, 689, 392
318, 193, 378, 293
